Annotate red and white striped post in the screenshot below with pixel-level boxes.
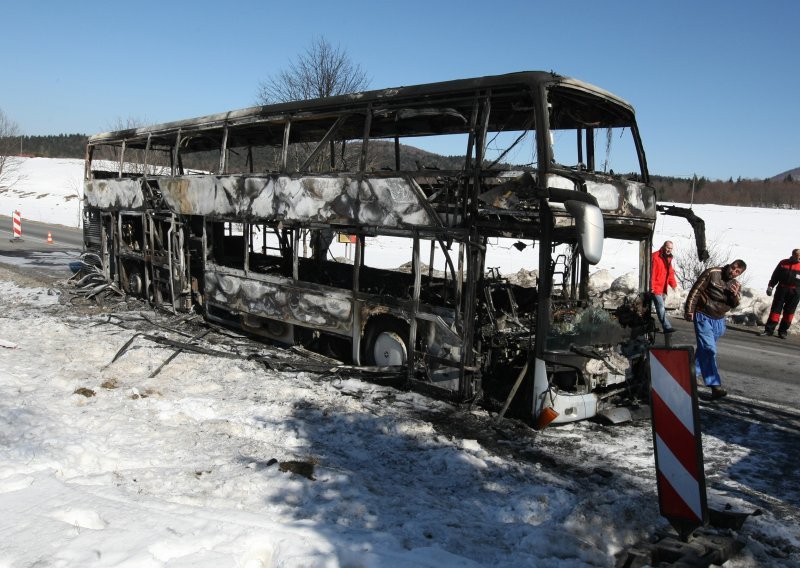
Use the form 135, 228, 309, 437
11, 210, 22, 241
649, 346, 708, 538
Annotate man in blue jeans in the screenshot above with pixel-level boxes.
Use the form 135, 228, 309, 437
684, 259, 747, 400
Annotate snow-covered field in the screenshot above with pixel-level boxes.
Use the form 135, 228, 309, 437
1, 157, 799, 566
0, 157, 84, 228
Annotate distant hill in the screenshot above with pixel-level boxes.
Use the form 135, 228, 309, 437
0, 135, 491, 172
772, 167, 800, 182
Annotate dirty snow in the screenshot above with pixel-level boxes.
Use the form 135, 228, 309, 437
1, 271, 799, 567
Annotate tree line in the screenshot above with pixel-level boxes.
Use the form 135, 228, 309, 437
651, 174, 800, 208
4, 133, 88, 159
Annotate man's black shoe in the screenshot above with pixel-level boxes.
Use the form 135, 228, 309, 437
711, 386, 727, 400
664, 328, 676, 334
759, 330, 773, 337
778, 331, 787, 339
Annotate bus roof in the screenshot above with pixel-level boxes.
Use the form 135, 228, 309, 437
88, 71, 635, 151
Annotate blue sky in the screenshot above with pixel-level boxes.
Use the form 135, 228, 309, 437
1, 0, 797, 180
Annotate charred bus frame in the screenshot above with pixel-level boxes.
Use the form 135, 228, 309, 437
82, 71, 696, 424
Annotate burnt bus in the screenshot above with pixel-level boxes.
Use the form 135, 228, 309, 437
81, 71, 704, 425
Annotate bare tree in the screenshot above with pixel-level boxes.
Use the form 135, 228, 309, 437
0, 107, 22, 190
674, 237, 751, 289
256, 37, 371, 175
256, 36, 370, 104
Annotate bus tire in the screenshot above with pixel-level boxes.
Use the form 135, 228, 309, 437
363, 317, 409, 367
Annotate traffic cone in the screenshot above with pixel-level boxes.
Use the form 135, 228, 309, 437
47, 231, 53, 244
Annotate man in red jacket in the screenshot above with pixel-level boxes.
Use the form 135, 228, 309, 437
651, 241, 678, 333
762, 248, 800, 338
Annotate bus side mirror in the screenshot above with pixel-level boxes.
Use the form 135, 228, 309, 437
565, 200, 604, 265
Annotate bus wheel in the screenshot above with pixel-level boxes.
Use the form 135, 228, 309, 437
364, 318, 408, 367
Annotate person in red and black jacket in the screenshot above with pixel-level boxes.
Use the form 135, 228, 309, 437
651, 241, 678, 333
762, 248, 800, 338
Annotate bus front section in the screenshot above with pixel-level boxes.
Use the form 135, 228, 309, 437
476, 78, 657, 425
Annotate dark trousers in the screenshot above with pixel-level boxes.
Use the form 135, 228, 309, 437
766, 286, 800, 334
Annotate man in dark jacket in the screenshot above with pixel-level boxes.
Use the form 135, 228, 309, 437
651, 241, 678, 333
684, 259, 747, 400
762, 248, 800, 338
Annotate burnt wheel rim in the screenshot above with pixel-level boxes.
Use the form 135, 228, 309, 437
372, 331, 407, 366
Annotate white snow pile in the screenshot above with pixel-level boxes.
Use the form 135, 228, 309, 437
587, 271, 783, 332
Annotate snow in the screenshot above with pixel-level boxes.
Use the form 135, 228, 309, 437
0, 157, 85, 228
1, 158, 799, 566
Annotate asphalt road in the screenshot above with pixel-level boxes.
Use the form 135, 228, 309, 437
0, 215, 83, 280
656, 314, 800, 409
0, 214, 83, 250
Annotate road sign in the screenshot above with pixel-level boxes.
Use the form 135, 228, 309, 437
649, 346, 708, 536
12, 211, 22, 239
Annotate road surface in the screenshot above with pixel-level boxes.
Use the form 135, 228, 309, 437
0, 215, 82, 280
655, 314, 800, 410
0, 214, 83, 249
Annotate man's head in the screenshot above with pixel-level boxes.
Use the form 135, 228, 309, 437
661, 241, 674, 256
727, 259, 747, 279
792, 249, 800, 261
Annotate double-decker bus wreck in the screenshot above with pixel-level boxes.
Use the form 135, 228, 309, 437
82, 71, 705, 426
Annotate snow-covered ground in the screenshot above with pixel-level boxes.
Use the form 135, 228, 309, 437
1, 158, 799, 566
0, 157, 84, 228
0, 270, 798, 567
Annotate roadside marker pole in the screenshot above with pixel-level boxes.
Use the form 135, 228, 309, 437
12, 210, 22, 241
649, 346, 708, 539
617, 346, 749, 563
47, 231, 53, 244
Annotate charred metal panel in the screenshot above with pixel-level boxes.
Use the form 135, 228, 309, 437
418, 315, 463, 367
550, 174, 656, 219
478, 172, 656, 222
157, 175, 435, 227
204, 269, 353, 334
84, 178, 145, 210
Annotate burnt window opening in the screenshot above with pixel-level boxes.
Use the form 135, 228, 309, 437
119, 214, 145, 252
88, 142, 175, 179
247, 224, 293, 277
547, 86, 642, 180
207, 221, 245, 270
357, 236, 415, 302
295, 229, 356, 289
